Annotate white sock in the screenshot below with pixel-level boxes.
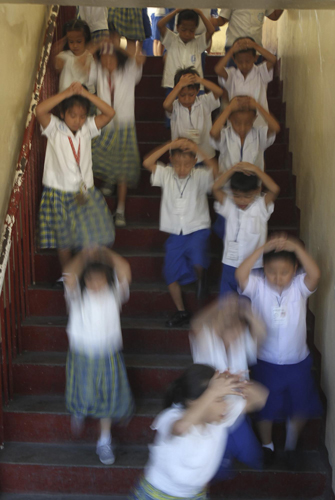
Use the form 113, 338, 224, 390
116, 202, 125, 215
285, 420, 298, 451
262, 442, 274, 451
97, 430, 111, 447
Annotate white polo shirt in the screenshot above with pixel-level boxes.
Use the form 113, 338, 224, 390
210, 125, 275, 172
243, 273, 313, 365
145, 398, 246, 496
41, 115, 100, 192
169, 93, 220, 160
215, 195, 274, 268
58, 51, 94, 93
78, 7, 108, 32
151, 163, 213, 235
162, 30, 209, 89
219, 9, 275, 48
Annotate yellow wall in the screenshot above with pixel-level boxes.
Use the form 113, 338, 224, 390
265, 10, 335, 490
0, 4, 50, 234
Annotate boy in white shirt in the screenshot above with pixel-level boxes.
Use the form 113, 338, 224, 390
163, 66, 223, 163
213, 162, 280, 296
143, 139, 218, 328
236, 234, 322, 466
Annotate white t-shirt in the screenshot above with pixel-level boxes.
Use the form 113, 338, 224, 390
65, 276, 129, 356
145, 399, 246, 496
162, 30, 209, 89
219, 9, 275, 47
58, 51, 94, 93
151, 163, 213, 235
210, 125, 275, 172
215, 195, 274, 268
190, 325, 257, 374
169, 93, 220, 160
243, 273, 313, 365
41, 115, 100, 192
78, 7, 108, 32
174, 9, 212, 36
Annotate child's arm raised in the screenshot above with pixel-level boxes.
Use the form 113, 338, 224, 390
36, 84, 77, 129
193, 9, 215, 42
100, 247, 132, 285
280, 237, 321, 292
210, 96, 240, 140
245, 38, 277, 70
185, 140, 219, 178
194, 75, 224, 100
163, 74, 196, 113
214, 39, 245, 79
212, 163, 241, 204
52, 36, 68, 72
234, 162, 280, 206
157, 8, 180, 38
80, 85, 115, 130
143, 138, 188, 173
248, 97, 280, 136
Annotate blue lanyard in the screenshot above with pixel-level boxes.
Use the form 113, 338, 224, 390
174, 175, 191, 198
234, 210, 241, 242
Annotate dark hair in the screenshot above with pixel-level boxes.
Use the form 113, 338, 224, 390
263, 250, 298, 268
62, 19, 91, 50
177, 9, 199, 28
170, 147, 196, 159
59, 94, 90, 117
230, 172, 259, 192
232, 37, 257, 58
96, 47, 128, 70
164, 364, 215, 409
174, 66, 200, 91
79, 262, 115, 294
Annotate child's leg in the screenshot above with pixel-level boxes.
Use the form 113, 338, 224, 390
126, 38, 136, 55
115, 182, 127, 227
257, 420, 273, 447
285, 417, 306, 451
58, 248, 72, 270
168, 281, 185, 311
96, 417, 115, 465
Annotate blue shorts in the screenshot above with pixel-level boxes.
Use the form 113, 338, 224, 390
251, 355, 323, 421
164, 229, 210, 286
225, 46, 264, 68
150, 13, 162, 40
142, 9, 152, 39
212, 214, 226, 240
220, 265, 263, 297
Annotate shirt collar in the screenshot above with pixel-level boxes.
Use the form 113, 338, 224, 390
236, 65, 257, 83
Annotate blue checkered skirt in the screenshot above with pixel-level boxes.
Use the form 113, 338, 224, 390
108, 8, 145, 41
38, 186, 115, 249
92, 123, 140, 188
66, 350, 135, 420
91, 30, 110, 43
129, 477, 208, 500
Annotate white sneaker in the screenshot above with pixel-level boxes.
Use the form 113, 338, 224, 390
96, 442, 115, 465
101, 185, 115, 197
115, 212, 126, 227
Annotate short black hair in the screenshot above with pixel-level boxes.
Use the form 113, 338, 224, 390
164, 364, 215, 409
230, 172, 259, 192
177, 9, 199, 27
59, 94, 90, 117
263, 250, 298, 268
62, 19, 91, 50
170, 148, 196, 159
79, 261, 115, 294
174, 66, 200, 91
96, 47, 128, 70
232, 37, 257, 58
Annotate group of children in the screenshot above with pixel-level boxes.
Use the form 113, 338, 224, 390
34, 7, 322, 498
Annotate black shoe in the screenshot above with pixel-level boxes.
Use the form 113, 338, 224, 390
262, 447, 275, 467
165, 311, 191, 328
196, 272, 208, 300
284, 449, 298, 470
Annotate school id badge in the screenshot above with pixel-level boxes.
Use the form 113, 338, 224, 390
75, 181, 89, 206
272, 306, 288, 327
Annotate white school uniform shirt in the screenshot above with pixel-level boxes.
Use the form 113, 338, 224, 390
58, 51, 94, 93
89, 58, 142, 129
215, 195, 274, 269
168, 93, 220, 161
41, 115, 100, 192
151, 163, 213, 235
162, 30, 209, 89
145, 398, 246, 496
65, 276, 129, 356
219, 9, 275, 48
210, 124, 275, 172
243, 273, 314, 365
190, 325, 257, 375
77, 7, 108, 32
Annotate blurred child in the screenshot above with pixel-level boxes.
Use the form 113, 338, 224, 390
213, 162, 280, 296
190, 295, 268, 477
158, 9, 215, 93
163, 66, 223, 163
36, 82, 115, 269
52, 19, 94, 93
215, 37, 276, 126
63, 247, 134, 465
89, 42, 145, 227
143, 139, 218, 327
129, 365, 249, 499
210, 95, 280, 172
151, 8, 176, 56
77, 7, 109, 43
236, 234, 322, 465
108, 8, 146, 56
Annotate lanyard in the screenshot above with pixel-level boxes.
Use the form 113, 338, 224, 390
234, 210, 241, 242
68, 136, 81, 168
174, 175, 191, 198
276, 296, 284, 307
108, 74, 115, 105
240, 143, 244, 161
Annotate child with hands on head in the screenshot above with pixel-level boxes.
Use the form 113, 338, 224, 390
63, 246, 134, 465
163, 67, 223, 164
36, 82, 115, 270
213, 161, 280, 296
129, 364, 250, 499
236, 234, 322, 466
143, 138, 218, 328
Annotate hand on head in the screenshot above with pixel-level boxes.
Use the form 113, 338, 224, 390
264, 232, 290, 253
172, 138, 197, 153
230, 96, 257, 112
179, 73, 199, 87
209, 371, 247, 399
67, 81, 84, 96
233, 162, 257, 176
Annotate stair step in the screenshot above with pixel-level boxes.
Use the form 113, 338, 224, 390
0, 442, 327, 496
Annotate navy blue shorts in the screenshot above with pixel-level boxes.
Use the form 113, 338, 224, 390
251, 355, 323, 421
225, 46, 264, 69
220, 265, 263, 297
212, 214, 226, 240
142, 9, 152, 39
164, 229, 210, 286
150, 13, 162, 40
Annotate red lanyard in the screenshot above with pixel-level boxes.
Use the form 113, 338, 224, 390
108, 74, 114, 105
68, 137, 81, 168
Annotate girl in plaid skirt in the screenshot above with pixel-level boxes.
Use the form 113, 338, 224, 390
36, 82, 115, 270
64, 246, 134, 465
89, 41, 145, 227
108, 8, 146, 55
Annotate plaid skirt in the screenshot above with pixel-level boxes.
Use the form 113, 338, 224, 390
38, 186, 115, 249
129, 477, 208, 500
66, 350, 135, 420
108, 8, 145, 41
92, 123, 141, 188
91, 30, 110, 43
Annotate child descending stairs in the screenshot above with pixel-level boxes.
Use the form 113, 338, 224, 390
0, 53, 332, 498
